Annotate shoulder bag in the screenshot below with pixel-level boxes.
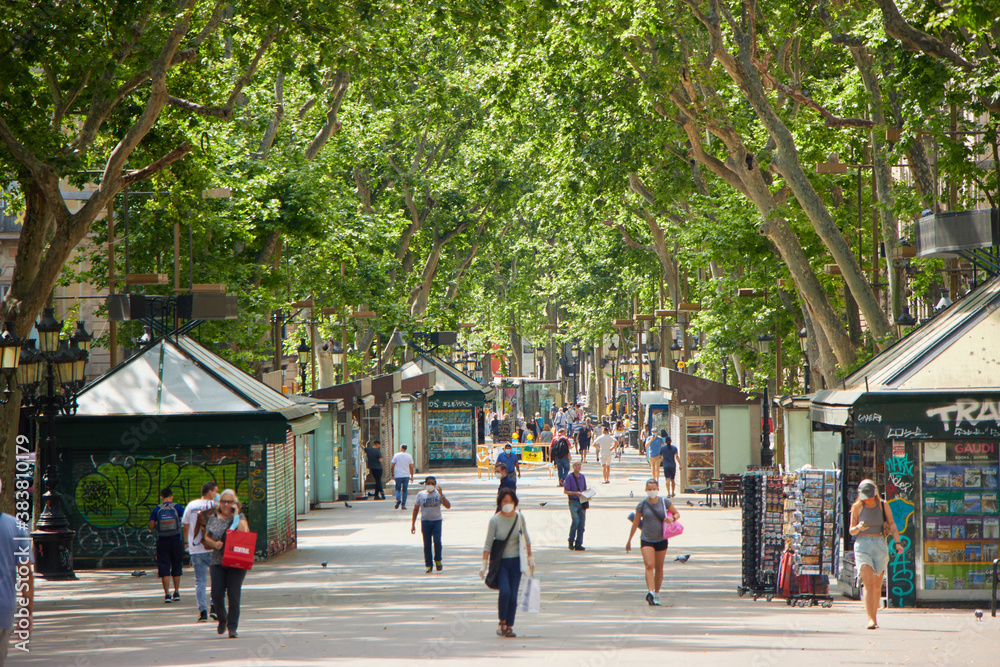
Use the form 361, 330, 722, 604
661, 498, 684, 539
485, 515, 520, 590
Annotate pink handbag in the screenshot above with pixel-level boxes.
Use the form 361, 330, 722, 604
661, 498, 684, 539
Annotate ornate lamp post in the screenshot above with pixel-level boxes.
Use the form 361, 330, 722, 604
24, 309, 91, 579
297, 338, 311, 390
797, 327, 810, 393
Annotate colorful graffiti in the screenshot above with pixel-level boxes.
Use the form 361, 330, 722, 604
74, 456, 249, 530
885, 444, 917, 607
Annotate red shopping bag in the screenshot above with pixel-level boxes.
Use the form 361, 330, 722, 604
221, 530, 256, 570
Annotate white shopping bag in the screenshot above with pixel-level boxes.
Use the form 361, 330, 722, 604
520, 577, 541, 614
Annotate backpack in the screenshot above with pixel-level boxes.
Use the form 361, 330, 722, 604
156, 502, 181, 537
552, 436, 571, 458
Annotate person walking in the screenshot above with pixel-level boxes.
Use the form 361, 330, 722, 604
534, 412, 544, 439
626, 479, 680, 606
577, 420, 593, 463
549, 427, 573, 486
181, 482, 218, 622
490, 413, 500, 443
661, 434, 682, 497
149, 487, 185, 604
391, 444, 415, 510
0, 479, 32, 666
410, 476, 451, 573
201, 489, 251, 638
564, 461, 589, 551
644, 429, 664, 483
495, 463, 516, 493
553, 408, 568, 433
848, 479, 904, 629
481, 489, 533, 638
495, 444, 520, 485
364, 440, 386, 500
594, 426, 616, 484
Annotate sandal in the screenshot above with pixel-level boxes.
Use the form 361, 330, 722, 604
504, 628, 517, 637
497, 625, 506, 637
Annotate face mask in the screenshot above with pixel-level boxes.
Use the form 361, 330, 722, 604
504, 449, 512, 454
501, 503, 515, 513
425, 485, 436, 493
646, 490, 659, 500
214, 492, 220, 501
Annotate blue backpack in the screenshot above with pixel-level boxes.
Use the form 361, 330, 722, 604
156, 502, 181, 537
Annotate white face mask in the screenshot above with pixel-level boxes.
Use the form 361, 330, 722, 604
425, 485, 436, 493
501, 503, 515, 514
504, 449, 512, 454
646, 490, 659, 500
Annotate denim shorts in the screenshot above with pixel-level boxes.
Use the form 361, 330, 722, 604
853, 535, 889, 579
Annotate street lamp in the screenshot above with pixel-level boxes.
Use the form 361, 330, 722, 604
670, 339, 682, 368
0, 322, 23, 404
297, 338, 310, 390
798, 327, 810, 393
25, 308, 92, 579
756, 333, 774, 355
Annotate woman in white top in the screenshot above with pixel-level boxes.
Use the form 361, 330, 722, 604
482, 489, 533, 637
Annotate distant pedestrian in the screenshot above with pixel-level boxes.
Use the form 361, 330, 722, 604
365, 440, 386, 500
181, 482, 218, 622
577, 421, 593, 463
411, 477, 452, 573
626, 479, 680, 606
553, 408, 568, 432
495, 443, 520, 484
495, 463, 516, 494
490, 413, 500, 443
201, 489, 250, 638
0, 479, 32, 665
481, 489, 533, 638
540, 424, 553, 450
661, 434, 681, 497
849, 480, 904, 630
149, 487, 185, 604
549, 428, 573, 486
645, 430, 664, 482
534, 412, 543, 438
564, 461, 589, 551
594, 426, 616, 484
391, 445, 416, 510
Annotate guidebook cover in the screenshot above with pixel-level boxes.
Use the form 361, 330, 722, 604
983, 517, 1000, 539
965, 467, 982, 488
981, 492, 998, 513
964, 493, 982, 514
983, 467, 998, 489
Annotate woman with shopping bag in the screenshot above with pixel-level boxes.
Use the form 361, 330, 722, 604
481, 489, 534, 637
201, 489, 252, 638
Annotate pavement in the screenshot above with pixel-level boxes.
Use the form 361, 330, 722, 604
20, 450, 1000, 666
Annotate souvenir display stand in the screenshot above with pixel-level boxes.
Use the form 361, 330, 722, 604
782, 468, 841, 607
738, 471, 784, 600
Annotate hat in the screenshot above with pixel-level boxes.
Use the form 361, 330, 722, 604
660, 429, 668, 438
858, 480, 877, 500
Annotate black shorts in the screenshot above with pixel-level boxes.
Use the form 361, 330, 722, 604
156, 538, 184, 577
579, 442, 590, 450
662, 467, 677, 480
640, 538, 670, 552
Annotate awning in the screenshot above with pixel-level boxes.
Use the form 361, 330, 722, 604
810, 389, 865, 427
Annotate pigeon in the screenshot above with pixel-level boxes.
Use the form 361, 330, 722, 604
974, 609, 983, 621
687, 501, 695, 507
321, 562, 328, 568
539, 502, 547, 506
130, 570, 147, 577
345, 502, 352, 508
674, 554, 691, 563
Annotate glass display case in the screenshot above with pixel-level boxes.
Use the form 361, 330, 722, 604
921, 442, 999, 591
428, 409, 475, 465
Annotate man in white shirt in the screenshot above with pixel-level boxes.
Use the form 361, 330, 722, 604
181, 482, 218, 622
594, 426, 617, 484
391, 445, 416, 510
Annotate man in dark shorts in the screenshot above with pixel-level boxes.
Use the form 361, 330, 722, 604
661, 434, 682, 497
149, 487, 186, 604
577, 421, 593, 463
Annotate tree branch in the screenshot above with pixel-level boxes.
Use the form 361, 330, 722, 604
873, 0, 975, 71
754, 59, 874, 128
601, 218, 653, 251
304, 70, 349, 161
166, 26, 282, 121
121, 142, 191, 185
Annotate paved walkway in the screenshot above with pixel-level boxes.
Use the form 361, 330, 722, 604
23, 451, 999, 666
